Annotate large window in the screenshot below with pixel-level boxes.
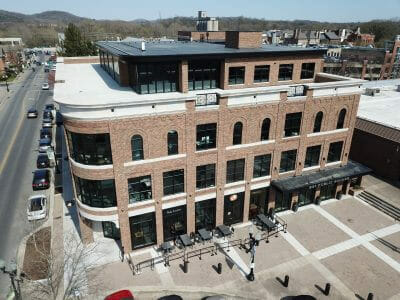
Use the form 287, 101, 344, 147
112, 56, 120, 82
229, 67, 245, 85
74, 177, 117, 208
188, 60, 219, 90
195, 199, 216, 231
327, 141, 343, 163
284, 112, 302, 137
196, 164, 216, 189
226, 159, 245, 183
313, 111, 323, 133
167, 130, 178, 156
304, 145, 321, 168
260, 118, 271, 141
130, 213, 156, 249
135, 62, 178, 94
163, 205, 186, 242
278, 64, 293, 81
232, 122, 243, 145
336, 109, 347, 129
196, 123, 217, 151
254, 65, 270, 83
300, 63, 315, 79
253, 154, 271, 178
163, 169, 184, 196
131, 135, 144, 161
67, 132, 112, 165
280, 149, 297, 173
128, 175, 152, 203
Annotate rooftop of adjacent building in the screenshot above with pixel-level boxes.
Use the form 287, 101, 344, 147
359, 79, 400, 130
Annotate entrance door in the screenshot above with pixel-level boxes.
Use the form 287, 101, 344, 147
163, 205, 187, 242
129, 212, 156, 250
298, 188, 315, 207
223, 192, 244, 226
320, 184, 336, 201
249, 188, 269, 220
275, 191, 292, 212
195, 198, 216, 231
102, 221, 121, 239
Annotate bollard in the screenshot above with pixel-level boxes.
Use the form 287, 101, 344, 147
324, 283, 331, 296
217, 263, 222, 274
284, 275, 289, 287
367, 293, 374, 300
183, 260, 188, 273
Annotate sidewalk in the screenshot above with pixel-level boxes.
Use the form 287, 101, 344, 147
362, 174, 400, 208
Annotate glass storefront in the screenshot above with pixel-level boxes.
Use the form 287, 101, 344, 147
298, 188, 315, 207
163, 205, 187, 242
195, 199, 216, 231
102, 221, 120, 240
275, 191, 292, 212
320, 183, 336, 201
249, 188, 269, 220
223, 192, 244, 226
74, 176, 117, 208
129, 212, 156, 249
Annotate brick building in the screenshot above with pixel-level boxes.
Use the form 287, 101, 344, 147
55, 32, 369, 254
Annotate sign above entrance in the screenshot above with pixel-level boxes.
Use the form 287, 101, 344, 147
308, 176, 350, 189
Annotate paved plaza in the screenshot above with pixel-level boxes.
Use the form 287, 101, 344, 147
85, 195, 400, 300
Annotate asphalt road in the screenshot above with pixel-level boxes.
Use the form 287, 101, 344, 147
0, 59, 53, 297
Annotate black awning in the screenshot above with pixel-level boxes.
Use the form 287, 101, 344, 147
271, 160, 372, 193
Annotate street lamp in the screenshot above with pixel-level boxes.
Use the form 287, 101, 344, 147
0, 259, 23, 299
246, 227, 261, 281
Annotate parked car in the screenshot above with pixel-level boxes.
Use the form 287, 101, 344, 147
43, 110, 53, 120
32, 169, 51, 190
40, 128, 52, 140
27, 195, 47, 221
45, 104, 55, 111
38, 138, 52, 153
104, 290, 134, 300
42, 118, 52, 128
37, 153, 50, 168
42, 83, 49, 90
157, 296, 183, 300
27, 108, 38, 118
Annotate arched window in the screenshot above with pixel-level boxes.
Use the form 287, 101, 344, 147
232, 122, 243, 145
131, 135, 143, 161
167, 130, 178, 155
336, 109, 346, 129
313, 111, 323, 133
260, 118, 271, 141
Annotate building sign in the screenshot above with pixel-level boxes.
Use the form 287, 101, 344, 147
308, 176, 350, 189
165, 206, 184, 215
196, 93, 218, 106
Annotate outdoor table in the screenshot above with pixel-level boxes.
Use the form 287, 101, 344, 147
179, 234, 194, 248
216, 224, 232, 238
198, 228, 212, 242
257, 214, 276, 232
160, 241, 174, 254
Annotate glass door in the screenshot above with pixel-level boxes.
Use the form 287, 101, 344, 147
129, 212, 156, 249
162, 205, 187, 242
320, 184, 336, 201
102, 221, 120, 239
195, 198, 216, 231
249, 188, 269, 220
275, 191, 292, 212
223, 192, 244, 226
298, 188, 315, 207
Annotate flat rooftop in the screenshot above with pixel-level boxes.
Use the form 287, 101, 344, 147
97, 40, 325, 58
359, 79, 400, 130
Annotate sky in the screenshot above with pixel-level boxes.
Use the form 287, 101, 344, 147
2, 0, 400, 22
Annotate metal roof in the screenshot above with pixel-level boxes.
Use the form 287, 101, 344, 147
96, 40, 326, 58
271, 161, 371, 193
355, 118, 400, 143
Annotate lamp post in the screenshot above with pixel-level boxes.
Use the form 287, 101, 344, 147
246, 226, 261, 281
0, 259, 23, 299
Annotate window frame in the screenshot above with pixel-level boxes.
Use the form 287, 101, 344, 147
128, 175, 152, 203
163, 169, 185, 196
253, 154, 272, 178
232, 122, 243, 145
284, 112, 302, 137
167, 130, 179, 156
313, 111, 323, 133
196, 164, 216, 190
135, 62, 178, 94
304, 145, 321, 168
279, 149, 297, 173
131, 135, 144, 161
188, 60, 220, 90
228, 66, 245, 85
300, 62, 316, 79
226, 159, 245, 183
74, 177, 117, 208
260, 118, 271, 141
196, 123, 217, 151
278, 64, 294, 81
254, 65, 270, 83
336, 109, 347, 129
327, 141, 343, 163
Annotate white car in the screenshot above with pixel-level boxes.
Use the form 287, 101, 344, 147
42, 83, 49, 90
27, 195, 47, 221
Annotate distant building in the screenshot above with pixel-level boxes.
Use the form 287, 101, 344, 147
0, 38, 23, 46
284, 29, 320, 47
196, 11, 218, 32
350, 80, 400, 183
347, 27, 375, 46
319, 31, 341, 46
0, 38, 26, 71
178, 11, 223, 43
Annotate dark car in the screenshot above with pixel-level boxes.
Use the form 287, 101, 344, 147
27, 108, 38, 119
45, 104, 55, 111
38, 138, 52, 153
32, 169, 51, 190
40, 128, 52, 140
42, 118, 52, 128
43, 110, 53, 120
157, 296, 183, 300
37, 154, 50, 168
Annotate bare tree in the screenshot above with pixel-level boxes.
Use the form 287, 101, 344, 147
22, 231, 102, 300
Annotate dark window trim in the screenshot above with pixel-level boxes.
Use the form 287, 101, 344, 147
232, 122, 243, 145
196, 164, 216, 189
327, 141, 343, 163
163, 169, 185, 196
226, 159, 245, 183
167, 130, 179, 156
228, 66, 245, 85
196, 123, 217, 151
253, 154, 272, 178
336, 109, 347, 129
280, 149, 297, 173
260, 118, 271, 141
254, 65, 270, 83
313, 111, 323, 133
128, 175, 152, 203
131, 135, 144, 161
300, 62, 315, 79
278, 64, 294, 81
74, 177, 117, 208
304, 145, 321, 168
284, 112, 302, 137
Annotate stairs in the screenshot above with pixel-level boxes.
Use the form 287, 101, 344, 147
357, 191, 400, 221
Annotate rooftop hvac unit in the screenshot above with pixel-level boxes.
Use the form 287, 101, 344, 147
365, 88, 380, 96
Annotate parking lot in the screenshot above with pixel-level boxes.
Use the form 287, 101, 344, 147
86, 196, 400, 299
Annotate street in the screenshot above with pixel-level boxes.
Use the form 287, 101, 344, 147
0, 59, 53, 297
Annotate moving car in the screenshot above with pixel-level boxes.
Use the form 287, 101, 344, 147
37, 153, 50, 168
42, 118, 52, 128
32, 169, 51, 190
42, 83, 49, 90
27, 195, 47, 221
27, 108, 38, 119
40, 128, 52, 140
38, 138, 52, 153
104, 290, 134, 300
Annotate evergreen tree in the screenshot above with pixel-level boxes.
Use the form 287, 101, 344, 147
62, 23, 97, 56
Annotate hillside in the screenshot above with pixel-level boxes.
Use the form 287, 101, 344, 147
0, 9, 399, 48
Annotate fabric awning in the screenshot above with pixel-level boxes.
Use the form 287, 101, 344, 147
271, 160, 372, 193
